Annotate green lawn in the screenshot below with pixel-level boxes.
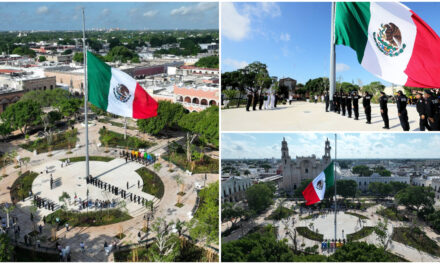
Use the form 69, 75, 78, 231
135, 167, 164, 199
296, 227, 324, 241
20, 129, 78, 154
59, 156, 114, 162
347, 226, 375, 241
45, 209, 132, 227
377, 207, 409, 222
13, 246, 59, 262
98, 117, 137, 130
99, 128, 155, 149
391, 227, 440, 257
10, 171, 39, 203
345, 211, 369, 220
163, 152, 219, 174
267, 206, 295, 220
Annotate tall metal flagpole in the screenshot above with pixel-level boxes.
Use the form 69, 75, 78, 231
82, 8, 89, 179
329, 2, 336, 111
334, 133, 337, 242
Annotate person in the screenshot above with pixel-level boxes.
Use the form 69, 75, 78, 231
252, 89, 258, 111
245, 89, 252, 112
434, 90, 440, 130
138, 231, 141, 241
379, 91, 389, 129
352, 91, 360, 120
288, 93, 293, 105
127, 181, 129, 189
80, 242, 85, 253
340, 92, 346, 116
325, 92, 329, 112
333, 92, 338, 112
314, 94, 318, 104
39, 224, 43, 234
424, 90, 437, 130
363, 92, 372, 124
396, 90, 410, 131
259, 91, 265, 110
24, 234, 28, 246
346, 92, 352, 118
138, 180, 140, 188
104, 241, 108, 248
263, 92, 269, 110
65, 223, 69, 231
416, 92, 431, 131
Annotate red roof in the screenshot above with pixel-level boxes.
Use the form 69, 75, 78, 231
0, 69, 22, 74
180, 65, 219, 71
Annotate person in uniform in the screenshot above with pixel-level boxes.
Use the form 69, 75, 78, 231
396, 90, 410, 131
433, 90, 440, 131
363, 92, 372, 124
352, 91, 360, 120
245, 89, 252, 111
340, 92, 346, 116
346, 92, 352, 118
333, 92, 338, 113
258, 91, 264, 110
252, 88, 258, 111
416, 92, 431, 131
379, 91, 389, 129
325, 92, 330, 112
424, 90, 437, 130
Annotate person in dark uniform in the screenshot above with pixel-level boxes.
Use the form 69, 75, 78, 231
245, 90, 252, 111
252, 89, 258, 111
346, 92, 352, 118
396, 90, 410, 131
433, 90, 440, 131
341, 92, 346, 116
333, 92, 338, 112
352, 91, 360, 120
424, 90, 437, 130
258, 91, 264, 110
325, 92, 330, 112
416, 92, 431, 131
379, 91, 389, 129
363, 92, 372, 124
336, 92, 341, 114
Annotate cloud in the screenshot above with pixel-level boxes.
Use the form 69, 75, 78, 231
280, 33, 290, 42
170, 2, 217, 16
336, 63, 350, 72
101, 8, 110, 16
36, 6, 48, 14
129, 8, 138, 14
223, 58, 248, 70
243, 2, 281, 18
222, 2, 251, 41
143, 10, 158, 17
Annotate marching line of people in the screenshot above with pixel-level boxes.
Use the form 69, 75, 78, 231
245, 87, 281, 111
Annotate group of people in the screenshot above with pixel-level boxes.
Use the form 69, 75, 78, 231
415, 90, 440, 131
245, 88, 282, 111
33, 195, 56, 211
324, 90, 410, 131
122, 150, 155, 165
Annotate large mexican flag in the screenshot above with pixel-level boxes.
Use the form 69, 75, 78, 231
302, 162, 334, 205
87, 51, 158, 119
335, 2, 440, 88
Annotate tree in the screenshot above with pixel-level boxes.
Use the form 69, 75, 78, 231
362, 81, 385, 96
62, 49, 73, 55
137, 101, 186, 136
0, 233, 13, 261
178, 106, 219, 148
395, 186, 435, 213
73, 52, 84, 63
328, 180, 357, 198
20, 88, 70, 107
329, 242, 400, 262
195, 56, 219, 69
38, 55, 46, 62
105, 46, 139, 63
55, 98, 82, 124
0, 122, 12, 141
245, 183, 274, 213
1, 100, 43, 135
147, 218, 180, 262
352, 165, 373, 176
369, 182, 393, 198
11, 46, 36, 58
374, 218, 391, 250
221, 202, 245, 228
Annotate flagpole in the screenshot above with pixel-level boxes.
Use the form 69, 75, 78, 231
329, 2, 336, 111
82, 8, 89, 180
334, 133, 337, 242
124, 117, 127, 140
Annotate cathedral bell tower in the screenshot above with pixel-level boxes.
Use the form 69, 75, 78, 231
323, 138, 331, 164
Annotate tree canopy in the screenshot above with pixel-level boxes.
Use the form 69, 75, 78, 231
137, 101, 186, 136
1, 100, 43, 135
329, 242, 403, 262
178, 106, 219, 148
195, 56, 219, 69
352, 165, 373, 176
395, 185, 435, 213
12, 46, 36, 57
20, 88, 70, 107
245, 183, 274, 213
0, 233, 13, 261
105, 46, 139, 63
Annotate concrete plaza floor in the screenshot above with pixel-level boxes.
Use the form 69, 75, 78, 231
222, 101, 422, 131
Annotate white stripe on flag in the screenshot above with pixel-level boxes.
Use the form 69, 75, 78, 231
107, 68, 137, 117
312, 171, 326, 201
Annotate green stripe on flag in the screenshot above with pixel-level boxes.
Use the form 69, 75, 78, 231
324, 161, 334, 188
335, 2, 371, 63
87, 51, 111, 111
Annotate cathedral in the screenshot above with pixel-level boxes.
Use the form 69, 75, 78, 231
280, 137, 332, 192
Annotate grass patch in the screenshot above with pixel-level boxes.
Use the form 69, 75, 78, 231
13, 246, 59, 262
99, 128, 155, 149
266, 206, 295, 220
345, 211, 369, 219
163, 151, 219, 174
20, 129, 78, 154
59, 156, 114, 163
99, 117, 137, 130
377, 207, 409, 222
135, 167, 164, 199
347, 226, 375, 241
175, 203, 184, 208
10, 171, 39, 203
115, 233, 127, 240
45, 209, 132, 227
391, 227, 440, 257
296, 227, 323, 241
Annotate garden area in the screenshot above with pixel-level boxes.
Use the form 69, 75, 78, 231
135, 167, 164, 199
266, 206, 295, 220
98, 117, 137, 130
10, 171, 39, 203
346, 226, 374, 241
20, 129, 78, 154
345, 211, 369, 220
163, 149, 219, 174
99, 128, 155, 149
296, 227, 324, 241
376, 207, 409, 222
391, 227, 440, 257
45, 209, 132, 227
13, 246, 59, 262
59, 156, 114, 163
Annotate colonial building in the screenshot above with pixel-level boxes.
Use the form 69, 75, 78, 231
280, 138, 332, 192
21, 76, 56, 92
44, 66, 84, 95
0, 89, 24, 113
342, 173, 410, 192
221, 176, 253, 203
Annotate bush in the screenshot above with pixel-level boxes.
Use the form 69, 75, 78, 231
346, 227, 375, 241
20, 129, 78, 154
99, 128, 155, 149
162, 151, 218, 174
10, 171, 39, 203
376, 207, 409, 222
391, 227, 440, 257
59, 156, 114, 163
345, 212, 369, 220
296, 227, 323, 241
135, 167, 164, 199
267, 206, 295, 220
45, 209, 132, 227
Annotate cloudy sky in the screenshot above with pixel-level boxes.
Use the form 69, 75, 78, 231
221, 2, 440, 86
0, 2, 218, 30
222, 133, 440, 159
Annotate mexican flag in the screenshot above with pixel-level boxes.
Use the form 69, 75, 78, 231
335, 2, 440, 88
87, 51, 158, 119
302, 162, 334, 205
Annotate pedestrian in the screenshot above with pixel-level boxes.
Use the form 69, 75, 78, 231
416, 92, 431, 131
346, 92, 352, 118
245, 89, 252, 112
259, 91, 265, 110
104, 241, 108, 248
138, 231, 141, 241
138, 180, 140, 188
80, 242, 85, 253
340, 92, 346, 116
379, 91, 389, 129
423, 90, 437, 130
396, 90, 410, 131
30, 213, 33, 222
352, 91, 360, 120
127, 181, 129, 189
252, 89, 258, 111
24, 234, 28, 246
325, 92, 329, 112
65, 223, 69, 231
39, 224, 43, 234
363, 92, 372, 124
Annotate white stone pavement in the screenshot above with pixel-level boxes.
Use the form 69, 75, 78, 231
222, 101, 422, 131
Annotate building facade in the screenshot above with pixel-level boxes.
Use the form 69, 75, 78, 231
44, 67, 84, 95
0, 90, 24, 113
21, 76, 56, 92
174, 85, 219, 112
342, 173, 410, 192
221, 176, 253, 203
281, 138, 332, 192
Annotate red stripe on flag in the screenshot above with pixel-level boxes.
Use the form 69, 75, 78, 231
302, 182, 321, 206
404, 11, 440, 88
132, 83, 158, 119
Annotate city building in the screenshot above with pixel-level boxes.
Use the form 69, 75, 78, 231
174, 83, 219, 112
279, 77, 297, 94
0, 88, 24, 113
342, 173, 410, 192
221, 176, 253, 203
44, 66, 84, 95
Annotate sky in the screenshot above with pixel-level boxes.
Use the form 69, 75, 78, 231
221, 133, 440, 160
221, 2, 440, 86
0, 2, 218, 31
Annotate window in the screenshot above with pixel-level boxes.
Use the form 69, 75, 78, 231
294, 184, 297, 189
305, 168, 308, 173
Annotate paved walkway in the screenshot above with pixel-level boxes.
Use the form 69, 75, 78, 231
222, 101, 422, 131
